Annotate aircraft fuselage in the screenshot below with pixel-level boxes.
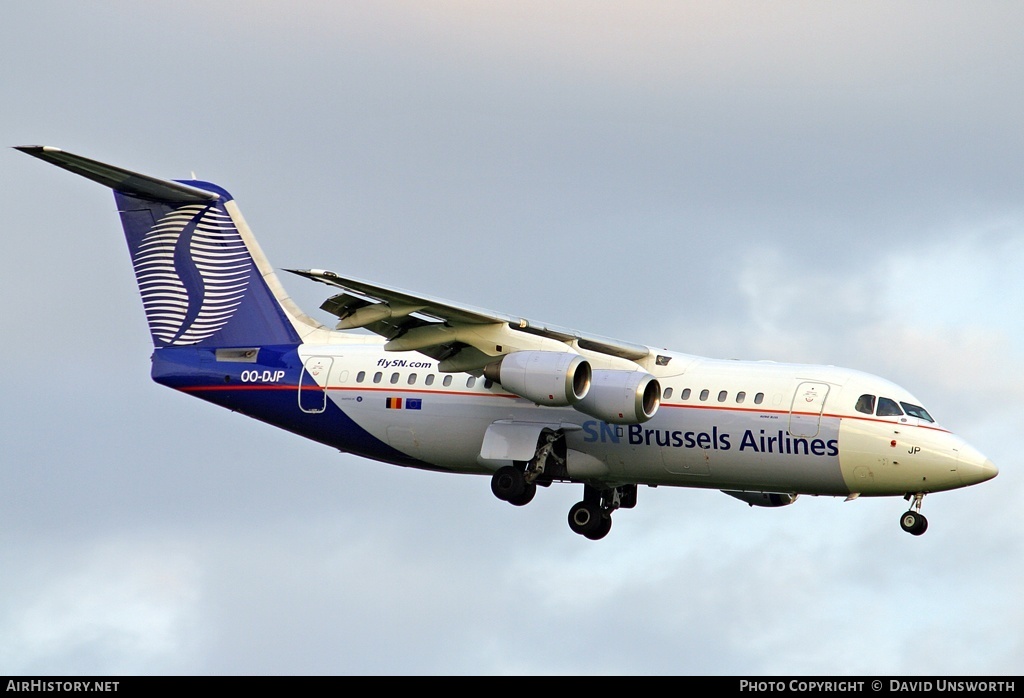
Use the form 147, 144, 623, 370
152, 342, 995, 498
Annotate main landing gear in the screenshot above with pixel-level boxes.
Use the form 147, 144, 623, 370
490, 465, 536, 506
567, 483, 637, 540
899, 493, 929, 536
489, 429, 565, 507
488, 430, 635, 540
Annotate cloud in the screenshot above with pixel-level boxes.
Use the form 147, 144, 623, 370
0, 539, 203, 675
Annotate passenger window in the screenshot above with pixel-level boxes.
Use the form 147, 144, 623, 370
408, 373, 417, 385
443, 375, 452, 387
736, 391, 746, 404
390, 372, 400, 384
699, 389, 709, 401
901, 402, 934, 422
718, 390, 727, 403
681, 388, 691, 400
754, 392, 764, 405
425, 374, 435, 386
373, 372, 383, 384
356, 371, 365, 383
663, 387, 673, 400
466, 376, 476, 388
484, 378, 494, 389
876, 397, 903, 417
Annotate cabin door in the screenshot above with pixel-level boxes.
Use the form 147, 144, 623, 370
788, 382, 830, 437
298, 356, 334, 414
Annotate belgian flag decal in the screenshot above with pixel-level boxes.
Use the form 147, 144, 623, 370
385, 397, 422, 410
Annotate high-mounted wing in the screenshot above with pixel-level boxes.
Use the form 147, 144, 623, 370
286, 268, 652, 372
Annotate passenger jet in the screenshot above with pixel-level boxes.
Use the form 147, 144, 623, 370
17, 146, 998, 539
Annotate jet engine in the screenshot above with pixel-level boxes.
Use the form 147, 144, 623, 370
722, 490, 799, 507
574, 369, 660, 424
483, 351, 591, 406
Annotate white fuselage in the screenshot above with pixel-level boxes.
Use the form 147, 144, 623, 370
292, 341, 995, 498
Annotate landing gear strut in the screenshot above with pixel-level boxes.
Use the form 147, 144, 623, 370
899, 493, 929, 536
567, 484, 637, 541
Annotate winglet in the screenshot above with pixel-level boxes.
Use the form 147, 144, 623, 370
15, 145, 218, 203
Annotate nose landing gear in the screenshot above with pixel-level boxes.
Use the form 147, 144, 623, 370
899, 493, 929, 535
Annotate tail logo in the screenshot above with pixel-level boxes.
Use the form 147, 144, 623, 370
132, 204, 252, 346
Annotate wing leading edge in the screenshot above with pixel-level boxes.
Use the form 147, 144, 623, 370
286, 268, 653, 372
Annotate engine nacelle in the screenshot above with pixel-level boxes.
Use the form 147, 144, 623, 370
483, 351, 591, 407
722, 490, 799, 508
574, 369, 660, 424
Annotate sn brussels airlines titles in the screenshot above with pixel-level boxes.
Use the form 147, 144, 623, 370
585, 421, 840, 457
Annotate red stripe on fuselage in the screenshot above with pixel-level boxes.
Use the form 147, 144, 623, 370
177, 384, 950, 433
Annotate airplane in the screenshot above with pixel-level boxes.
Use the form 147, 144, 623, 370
17, 145, 999, 540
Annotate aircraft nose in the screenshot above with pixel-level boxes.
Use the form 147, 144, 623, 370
959, 447, 999, 486
976, 459, 999, 483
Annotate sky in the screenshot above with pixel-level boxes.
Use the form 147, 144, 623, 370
1, 0, 1021, 676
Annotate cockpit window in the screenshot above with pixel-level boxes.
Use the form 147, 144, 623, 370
876, 397, 903, 417
901, 402, 935, 422
855, 394, 875, 415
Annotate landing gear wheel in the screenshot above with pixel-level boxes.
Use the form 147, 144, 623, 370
490, 466, 525, 502
583, 515, 612, 540
507, 482, 536, 507
900, 510, 929, 536
568, 501, 603, 536
916, 515, 929, 535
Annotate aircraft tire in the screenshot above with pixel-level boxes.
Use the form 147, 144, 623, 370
568, 501, 603, 536
583, 515, 612, 540
900, 511, 928, 535
507, 482, 537, 507
914, 514, 928, 535
491, 466, 526, 501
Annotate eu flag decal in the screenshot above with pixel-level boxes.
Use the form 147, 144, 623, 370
406, 398, 422, 410
386, 397, 402, 409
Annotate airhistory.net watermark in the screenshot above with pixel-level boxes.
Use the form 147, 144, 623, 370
6, 682, 118, 692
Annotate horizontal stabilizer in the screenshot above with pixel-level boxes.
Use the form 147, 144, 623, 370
14, 146, 218, 203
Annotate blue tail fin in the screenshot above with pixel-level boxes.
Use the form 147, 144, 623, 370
17, 146, 308, 348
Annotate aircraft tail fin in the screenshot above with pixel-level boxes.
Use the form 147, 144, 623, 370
17, 146, 322, 348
